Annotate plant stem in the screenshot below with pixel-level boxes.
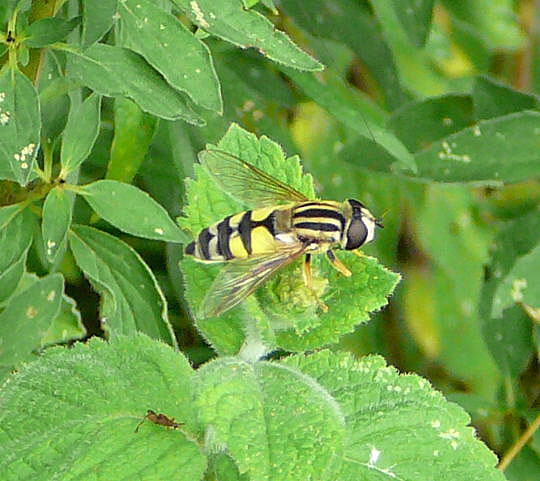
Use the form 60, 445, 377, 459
498, 413, 540, 471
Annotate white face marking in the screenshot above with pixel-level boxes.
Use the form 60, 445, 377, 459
360, 207, 377, 244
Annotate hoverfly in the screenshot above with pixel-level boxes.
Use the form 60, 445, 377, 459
185, 149, 383, 318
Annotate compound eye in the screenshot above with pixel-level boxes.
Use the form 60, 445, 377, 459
345, 219, 368, 250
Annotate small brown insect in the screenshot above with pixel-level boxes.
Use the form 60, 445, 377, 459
6, 31, 15, 43
134, 409, 183, 433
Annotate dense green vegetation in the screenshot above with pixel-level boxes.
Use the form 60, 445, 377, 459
0, 1, 538, 480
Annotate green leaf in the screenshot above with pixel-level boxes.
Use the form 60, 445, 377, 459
172, 0, 323, 71
414, 111, 540, 183
118, 0, 222, 112
64, 43, 204, 123
283, 351, 506, 481
0, 334, 206, 481
280, 0, 407, 108
492, 243, 540, 318
0, 274, 64, 367
24, 16, 80, 48
41, 293, 86, 346
441, 0, 525, 51
180, 124, 399, 353
283, 68, 416, 173
60, 92, 102, 176
195, 357, 345, 481
38, 51, 71, 144
106, 97, 157, 183
82, 180, 188, 242
81, 0, 118, 48
41, 186, 73, 263
0, 69, 41, 185
473, 75, 540, 120
274, 254, 400, 351
390, 0, 434, 47
0, 206, 33, 304
479, 210, 540, 374
388, 94, 475, 152
68, 225, 177, 345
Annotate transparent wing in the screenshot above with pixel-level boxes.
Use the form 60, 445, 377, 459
198, 243, 308, 318
199, 149, 310, 207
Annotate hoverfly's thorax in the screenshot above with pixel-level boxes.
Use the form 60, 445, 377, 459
291, 201, 346, 246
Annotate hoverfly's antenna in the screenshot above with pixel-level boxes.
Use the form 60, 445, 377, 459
375, 208, 390, 228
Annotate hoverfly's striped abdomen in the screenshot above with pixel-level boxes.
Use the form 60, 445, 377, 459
186, 206, 291, 262
292, 202, 345, 245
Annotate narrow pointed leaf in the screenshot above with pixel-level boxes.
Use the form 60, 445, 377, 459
69, 225, 177, 345
82, 180, 188, 242
65, 44, 204, 123
173, 0, 322, 71
0, 69, 40, 185
24, 17, 80, 47
42, 187, 73, 263
415, 111, 540, 183
119, 0, 222, 112
60, 93, 101, 175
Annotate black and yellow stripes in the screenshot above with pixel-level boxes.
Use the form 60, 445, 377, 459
292, 202, 345, 242
186, 207, 281, 262
186, 201, 349, 263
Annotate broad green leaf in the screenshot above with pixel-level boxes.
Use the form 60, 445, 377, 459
41, 186, 73, 263
492, 244, 540, 318
81, 0, 118, 48
41, 293, 86, 346
180, 124, 399, 353
195, 358, 345, 481
473, 75, 540, 120
283, 68, 416, 173
0, 69, 41, 185
0, 206, 33, 304
118, 0, 222, 112
283, 351, 506, 481
24, 17, 80, 48
69, 225, 177, 345
64, 43, 204, 123
273, 254, 400, 351
412, 185, 499, 397
388, 94, 475, 152
0, 274, 63, 367
482, 305, 534, 378
390, 0, 434, 47
106, 97, 157, 183
60, 92, 102, 176
173, 0, 322, 71
280, 0, 407, 108
0, 334, 205, 481
479, 210, 540, 374
414, 111, 540, 183
82, 180, 188, 242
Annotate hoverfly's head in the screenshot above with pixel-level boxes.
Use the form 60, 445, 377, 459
341, 199, 383, 251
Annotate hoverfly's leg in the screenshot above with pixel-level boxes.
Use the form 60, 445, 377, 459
326, 250, 352, 277
352, 250, 364, 258
302, 254, 328, 312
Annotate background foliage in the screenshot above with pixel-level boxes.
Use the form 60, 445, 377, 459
0, 0, 539, 480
